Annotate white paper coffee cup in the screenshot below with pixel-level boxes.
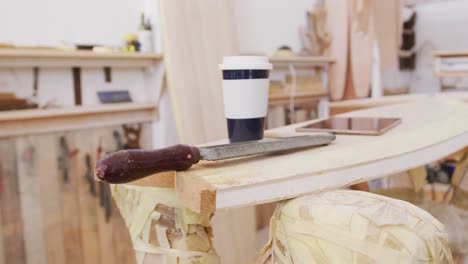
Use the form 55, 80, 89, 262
219, 56, 272, 142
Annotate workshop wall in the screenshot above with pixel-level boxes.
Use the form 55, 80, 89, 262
0, 0, 144, 47
233, 0, 316, 56
411, 0, 468, 93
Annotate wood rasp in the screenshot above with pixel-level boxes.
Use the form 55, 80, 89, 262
95, 133, 335, 183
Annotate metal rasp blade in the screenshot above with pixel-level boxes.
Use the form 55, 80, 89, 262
198, 133, 336, 161
95, 133, 336, 183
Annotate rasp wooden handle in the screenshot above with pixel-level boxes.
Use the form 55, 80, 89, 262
95, 144, 201, 183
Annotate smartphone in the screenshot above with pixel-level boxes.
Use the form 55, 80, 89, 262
296, 117, 401, 135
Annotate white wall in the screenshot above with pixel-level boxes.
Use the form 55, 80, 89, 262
0, 0, 145, 47
233, 0, 316, 56
410, 0, 468, 93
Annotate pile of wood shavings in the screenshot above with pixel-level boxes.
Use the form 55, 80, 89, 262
112, 184, 219, 264
258, 190, 452, 264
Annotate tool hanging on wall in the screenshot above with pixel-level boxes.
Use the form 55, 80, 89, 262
72, 67, 82, 105
103, 67, 112, 83
33, 67, 39, 97
98, 181, 112, 222
58, 136, 79, 183
84, 154, 96, 196
96, 139, 112, 222
113, 130, 125, 150
122, 124, 142, 149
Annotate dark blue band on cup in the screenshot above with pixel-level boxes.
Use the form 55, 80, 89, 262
227, 117, 265, 143
222, 70, 269, 80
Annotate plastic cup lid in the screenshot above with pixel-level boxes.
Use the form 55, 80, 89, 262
219, 56, 272, 70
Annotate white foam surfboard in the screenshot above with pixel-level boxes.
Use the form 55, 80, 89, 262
326, 0, 349, 101
349, 0, 375, 98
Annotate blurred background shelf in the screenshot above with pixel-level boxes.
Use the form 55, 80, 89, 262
433, 50, 468, 76
267, 56, 334, 128
0, 48, 163, 68
269, 56, 335, 65
268, 91, 327, 106
0, 103, 158, 138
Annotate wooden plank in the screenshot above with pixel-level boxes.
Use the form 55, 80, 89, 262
326, 0, 349, 101
212, 207, 256, 264
329, 92, 468, 115
126, 99, 468, 211
160, 0, 237, 144
38, 134, 66, 264
74, 129, 102, 264
269, 56, 335, 64
160, 1, 256, 262
433, 50, 468, 58
0, 92, 15, 100
347, 0, 375, 99
0, 207, 5, 264
58, 133, 84, 264
269, 92, 327, 105
16, 136, 47, 264
373, 0, 402, 71
0, 48, 163, 68
0, 103, 158, 138
126, 99, 468, 213
110, 209, 135, 264
0, 103, 157, 123
435, 72, 468, 78
91, 128, 118, 264
0, 207, 3, 264
0, 48, 163, 61
107, 124, 153, 264
0, 139, 26, 263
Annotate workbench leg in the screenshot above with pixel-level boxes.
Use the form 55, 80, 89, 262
212, 206, 256, 264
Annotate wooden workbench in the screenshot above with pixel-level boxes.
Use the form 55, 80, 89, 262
128, 98, 468, 214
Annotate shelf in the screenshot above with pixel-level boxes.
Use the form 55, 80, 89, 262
435, 72, 468, 78
433, 50, 468, 58
126, 99, 468, 213
0, 103, 158, 138
329, 92, 468, 115
0, 48, 163, 68
268, 92, 327, 106
269, 56, 335, 65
